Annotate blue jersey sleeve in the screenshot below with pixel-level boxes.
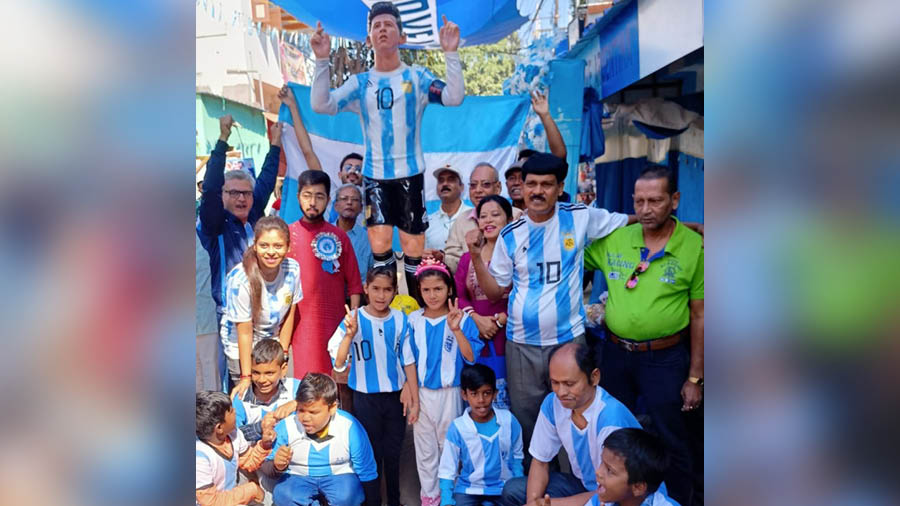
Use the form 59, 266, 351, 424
439, 478, 456, 505
233, 397, 248, 427
530, 394, 562, 463
266, 420, 290, 460
510, 415, 525, 476
405, 320, 420, 363
596, 393, 641, 434
460, 316, 483, 365
438, 423, 462, 482
399, 314, 416, 366
349, 417, 378, 482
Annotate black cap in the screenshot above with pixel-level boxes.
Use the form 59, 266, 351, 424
504, 160, 524, 180
368, 2, 402, 28
521, 152, 567, 183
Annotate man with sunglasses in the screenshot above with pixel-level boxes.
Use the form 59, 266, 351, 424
582, 164, 703, 506
197, 114, 284, 319
325, 153, 365, 226
443, 162, 523, 273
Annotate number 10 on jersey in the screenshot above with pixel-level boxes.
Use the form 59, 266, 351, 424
353, 340, 373, 361
535, 261, 561, 285
376, 88, 394, 110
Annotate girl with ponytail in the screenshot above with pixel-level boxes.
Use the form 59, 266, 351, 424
220, 216, 303, 399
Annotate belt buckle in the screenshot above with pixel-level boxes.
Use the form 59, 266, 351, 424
622, 339, 636, 352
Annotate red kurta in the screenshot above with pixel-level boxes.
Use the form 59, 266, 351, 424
286, 219, 363, 378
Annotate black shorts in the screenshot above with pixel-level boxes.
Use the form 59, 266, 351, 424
363, 174, 428, 235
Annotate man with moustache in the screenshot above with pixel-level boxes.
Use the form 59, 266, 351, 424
285, 170, 363, 409
467, 153, 632, 459
423, 165, 471, 260
443, 162, 523, 273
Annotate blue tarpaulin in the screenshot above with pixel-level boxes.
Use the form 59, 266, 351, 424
270, 0, 531, 49
580, 87, 605, 162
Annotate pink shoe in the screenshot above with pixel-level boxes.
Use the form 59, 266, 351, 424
420, 494, 441, 506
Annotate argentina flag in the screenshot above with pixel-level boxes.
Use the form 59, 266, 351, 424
277, 82, 530, 226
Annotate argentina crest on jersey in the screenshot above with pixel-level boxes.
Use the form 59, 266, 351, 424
443, 330, 454, 352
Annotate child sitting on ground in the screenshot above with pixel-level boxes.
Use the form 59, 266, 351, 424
196, 390, 274, 506
261, 372, 378, 505
438, 364, 524, 506
587, 428, 679, 506
233, 339, 301, 443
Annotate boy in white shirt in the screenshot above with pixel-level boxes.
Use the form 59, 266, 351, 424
195, 391, 273, 506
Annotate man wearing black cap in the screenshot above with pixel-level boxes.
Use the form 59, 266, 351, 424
465, 152, 633, 458
504, 161, 525, 211
310, 2, 465, 299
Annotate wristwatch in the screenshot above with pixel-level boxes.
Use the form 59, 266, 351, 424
688, 376, 704, 387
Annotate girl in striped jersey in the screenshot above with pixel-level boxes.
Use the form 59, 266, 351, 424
222, 216, 302, 400
407, 259, 485, 506
327, 266, 420, 506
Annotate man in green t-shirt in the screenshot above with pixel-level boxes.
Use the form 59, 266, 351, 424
584, 165, 703, 506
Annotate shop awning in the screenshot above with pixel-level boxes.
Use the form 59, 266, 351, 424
566, 0, 703, 99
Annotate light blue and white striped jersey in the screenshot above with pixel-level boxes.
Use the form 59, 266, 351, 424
584, 489, 680, 506
220, 258, 302, 360
267, 409, 377, 481
195, 429, 249, 492
327, 307, 415, 393
530, 386, 641, 491
438, 408, 524, 496
489, 203, 628, 346
311, 55, 463, 180
233, 377, 301, 428
406, 309, 484, 389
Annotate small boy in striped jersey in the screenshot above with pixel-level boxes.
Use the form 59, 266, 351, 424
438, 364, 524, 506
261, 373, 378, 505
232, 339, 301, 443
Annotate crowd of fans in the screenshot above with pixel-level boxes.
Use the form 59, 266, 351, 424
196, 3, 702, 506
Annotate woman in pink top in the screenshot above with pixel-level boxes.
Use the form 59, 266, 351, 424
455, 195, 513, 408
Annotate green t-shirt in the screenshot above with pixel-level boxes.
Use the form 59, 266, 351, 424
584, 217, 703, 341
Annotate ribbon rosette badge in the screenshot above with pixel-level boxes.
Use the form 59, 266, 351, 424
311, 232, 342, 274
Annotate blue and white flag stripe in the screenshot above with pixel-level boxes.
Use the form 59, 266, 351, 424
278, 83, 530, 225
